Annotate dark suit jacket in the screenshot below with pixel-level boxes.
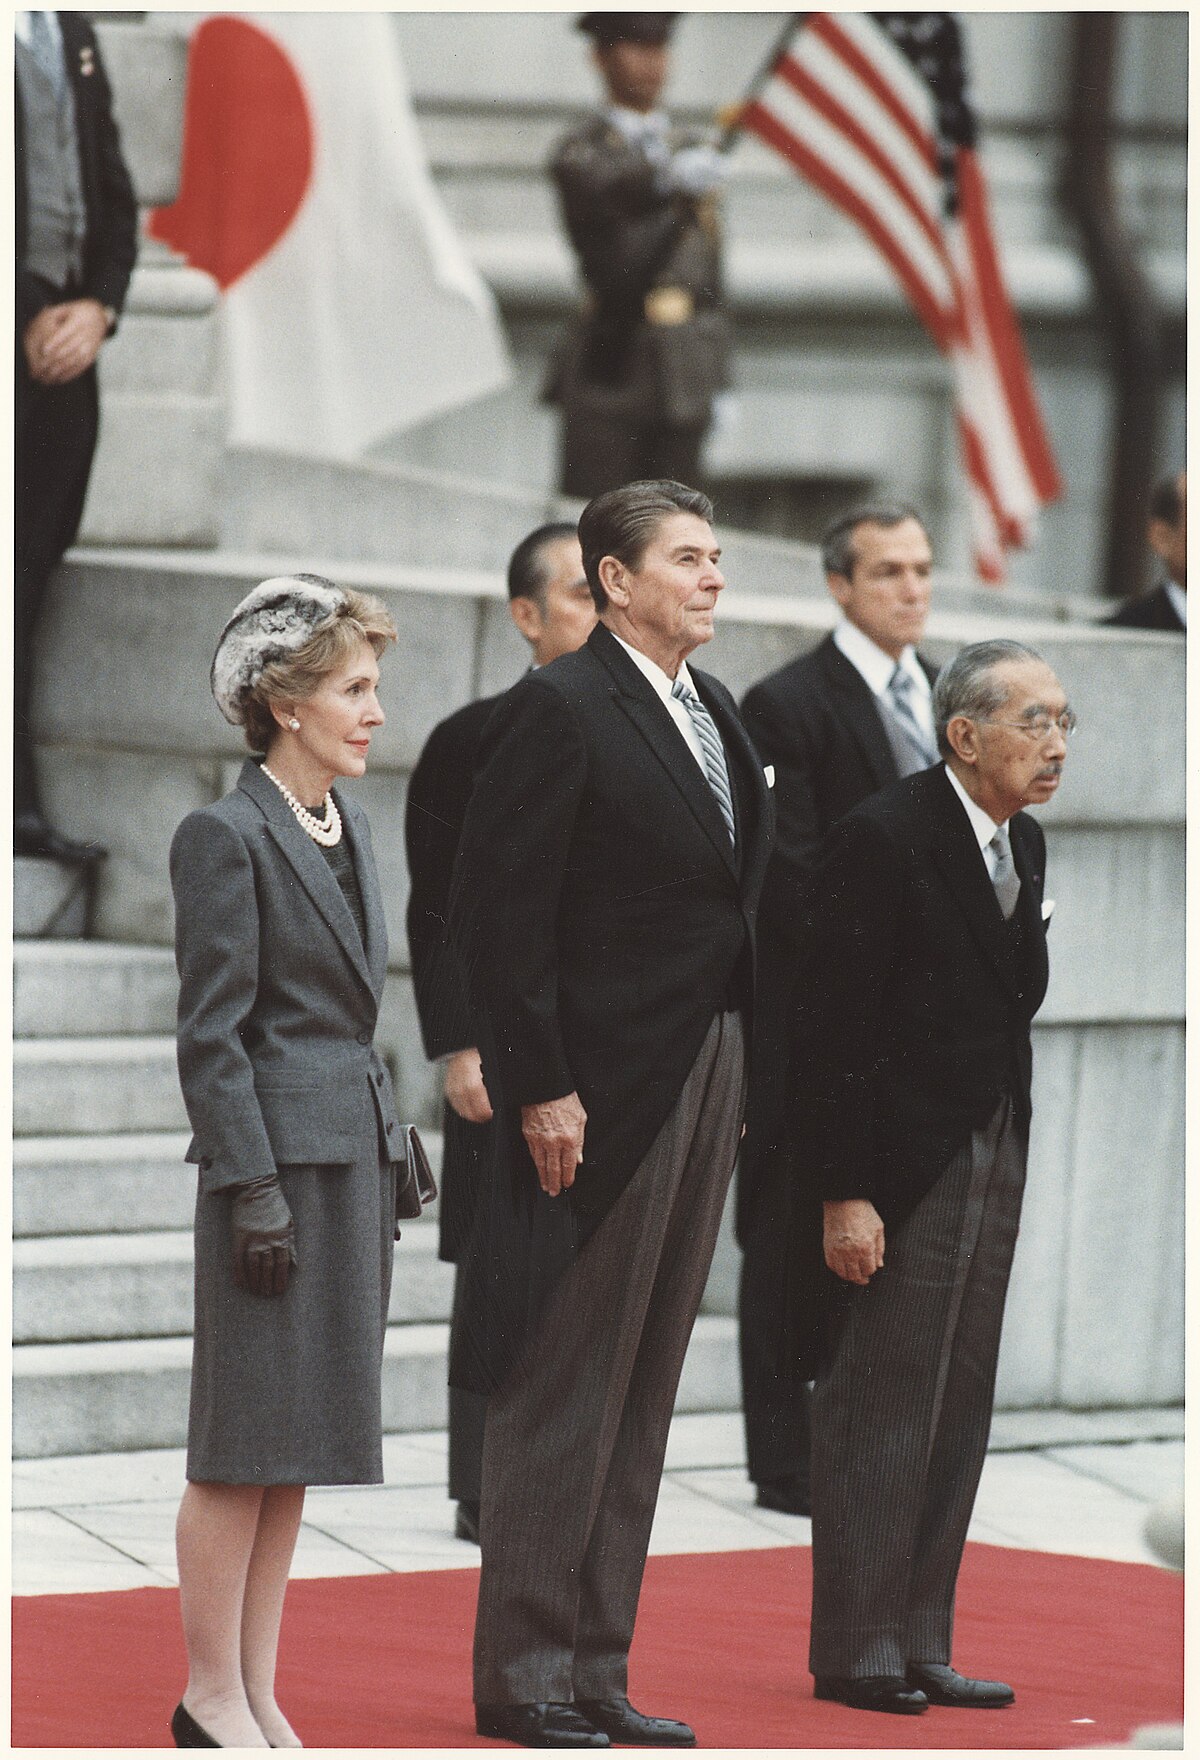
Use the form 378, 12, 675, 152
548, 113, 730, 429
447, 622, 772, 1392
16, 13, 139, 332
736, 634, 937, 1240
1102, 581, 1185, 631
405, 690, 504, 1263
784, 765, 1049, 1372
171, 759, 401, 1195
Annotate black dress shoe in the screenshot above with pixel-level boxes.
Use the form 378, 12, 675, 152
576, 1697, 696, 1746
455, 1499, 481, 1543
907, 1663, 1014, 1707
475, 1702, 609, 1747
754, 1474, 811, 1517
14, 809, 107, 864
171, 1703, 220, 1747
814, 1676, 928, 1714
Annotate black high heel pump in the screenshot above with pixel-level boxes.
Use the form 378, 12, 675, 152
171, 1703, 220, 1747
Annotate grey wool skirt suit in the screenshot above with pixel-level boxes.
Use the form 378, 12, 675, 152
171, 758, 404, 1485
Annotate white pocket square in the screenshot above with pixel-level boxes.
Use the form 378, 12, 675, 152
764, 765, 775, 788
1041, 899, 1055, 922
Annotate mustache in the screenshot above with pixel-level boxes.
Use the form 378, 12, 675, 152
1037, 762, 1064, 779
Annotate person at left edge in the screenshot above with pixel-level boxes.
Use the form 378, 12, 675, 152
449, 480, 772, 1748
16, 10, 137, 860
169, 577, 401, 1749
405, 523, 596, 1547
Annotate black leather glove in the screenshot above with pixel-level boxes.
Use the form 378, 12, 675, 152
231, 1174, 297, 1298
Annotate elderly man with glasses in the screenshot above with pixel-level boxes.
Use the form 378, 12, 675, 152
784, 638, 1071, 1717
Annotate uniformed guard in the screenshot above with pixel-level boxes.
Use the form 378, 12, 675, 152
547, 13, 732, 499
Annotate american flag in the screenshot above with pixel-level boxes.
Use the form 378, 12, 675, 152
739, 13, 1063, 582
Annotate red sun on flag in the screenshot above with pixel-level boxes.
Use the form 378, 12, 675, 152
147, 16, 315, 290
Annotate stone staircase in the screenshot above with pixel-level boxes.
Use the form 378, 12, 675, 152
12, 938, 738, 1459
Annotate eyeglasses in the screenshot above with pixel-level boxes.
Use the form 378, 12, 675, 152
978, 711, 1077, 741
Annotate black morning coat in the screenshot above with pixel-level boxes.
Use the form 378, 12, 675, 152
446, 622, 773, 1394
783, 762, 1050, 1376
15, 13, 139, 331
737, 632, 939, 1243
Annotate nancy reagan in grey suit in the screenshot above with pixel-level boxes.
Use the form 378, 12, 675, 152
168, 576, 401, 1751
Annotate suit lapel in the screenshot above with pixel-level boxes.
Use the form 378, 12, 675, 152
238, 761, 376, 997
1009, 813, 1050, 1002
820, 639, 900, 789
692, 670, 770, 886
925, 769, 1024, 998
592, 627, 739, 876
337, 794, 389, 998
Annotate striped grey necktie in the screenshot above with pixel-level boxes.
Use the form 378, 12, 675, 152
988, 827, 1021, 920
887, 664, 938, 767
671, 678, 736, 846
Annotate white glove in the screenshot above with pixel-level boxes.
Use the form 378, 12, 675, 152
664, 145, 730, 198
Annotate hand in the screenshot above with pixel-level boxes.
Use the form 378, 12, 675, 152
231, 1174, 296, 1297
665, 144, 729, 198
823, 1198, 885, 1285
521, 1091, 586, 1197
444, 1047, 493, 1124
23, 298, 109, 385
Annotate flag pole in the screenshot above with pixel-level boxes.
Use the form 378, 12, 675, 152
716, 13, 806, 153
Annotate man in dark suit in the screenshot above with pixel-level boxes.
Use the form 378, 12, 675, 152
736, 504, 937, 1517
405, 522, 594, 1545
547, 14, 731, 499
449, 481, 771, 1748
16, 10, 138, 859
1103, 469, 1186, 630
791, 638, 1070, 1716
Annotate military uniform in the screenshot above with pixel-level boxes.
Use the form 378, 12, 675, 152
548, 111, 731, 498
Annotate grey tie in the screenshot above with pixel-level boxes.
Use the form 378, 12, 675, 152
988, 827, 1021, 920
887, 664, 938, 767
27, 11, 64, 99
671, 678, 736, 846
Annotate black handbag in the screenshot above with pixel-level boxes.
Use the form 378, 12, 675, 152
395, 1124, 438, 1222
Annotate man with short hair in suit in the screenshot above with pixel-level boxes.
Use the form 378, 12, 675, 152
792, 638, 1070, 1716
736, 503, 938, 1518
405, 523, 595, 1546
1103, 469, 1186, 630
449, 480, 771, 1748
16, 9, 138, 860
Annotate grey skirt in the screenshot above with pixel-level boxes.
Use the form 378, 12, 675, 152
187, 1125, 396, 1486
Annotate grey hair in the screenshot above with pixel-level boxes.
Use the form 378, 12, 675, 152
932, 639, 1046, 758
820, 501, 928, 579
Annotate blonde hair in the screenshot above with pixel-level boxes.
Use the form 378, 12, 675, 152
242, 587, 397, 752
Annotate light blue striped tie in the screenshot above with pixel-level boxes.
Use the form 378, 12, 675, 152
671, 678, 736, 846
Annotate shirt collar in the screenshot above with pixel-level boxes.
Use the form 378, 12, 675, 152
1164, 579, 1187, 627
611, 631, 695, 704
607, 104, 669, 145
833, 619, 927, 700
943, 762, 1007, 852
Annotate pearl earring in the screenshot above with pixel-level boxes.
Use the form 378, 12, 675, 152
288, 717, 300, 732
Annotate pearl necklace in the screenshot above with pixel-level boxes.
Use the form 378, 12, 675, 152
261, 763, 343, 847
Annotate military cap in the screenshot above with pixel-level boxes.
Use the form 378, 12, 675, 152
577, 13, 677, 48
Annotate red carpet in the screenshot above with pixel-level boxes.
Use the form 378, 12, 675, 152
12, 1543, 1181, 1748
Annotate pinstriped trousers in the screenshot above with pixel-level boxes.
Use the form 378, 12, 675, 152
808, 1098, 1026, 1679
473, 1011, 746, 1706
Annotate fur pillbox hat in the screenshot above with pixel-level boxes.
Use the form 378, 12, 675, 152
210, 574, 346, 727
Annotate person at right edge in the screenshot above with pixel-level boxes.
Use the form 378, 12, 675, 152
787, 639, 1071, 1715
547, 13, 731, 499
1102, 469, 1186, 631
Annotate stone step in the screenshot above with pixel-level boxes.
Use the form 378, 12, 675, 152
14, 940, 179, 1037
12, 1129, 446, 1239
13, 1222, 453, 1344
13, 1036, 186, 1137
13, 858, 93, 940
12, 1314, 739, 1459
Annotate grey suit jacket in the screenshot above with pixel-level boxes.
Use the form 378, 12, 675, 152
171, 758, 401, 1194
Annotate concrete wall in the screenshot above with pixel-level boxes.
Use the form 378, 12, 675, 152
35, 552, 1184, 1412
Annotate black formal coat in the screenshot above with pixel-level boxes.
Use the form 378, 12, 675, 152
16, 13, 139, 331
1102, 581, 1185, 632
784, 764, 1049, 1374
737, 634, 938, 1242
405, 691, 504, 1264
447, 622, 773, 1393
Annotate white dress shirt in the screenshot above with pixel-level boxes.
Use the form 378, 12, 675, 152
833, 619, 936, 744
1164, 579, 1187, 628
943, 764, 1008, 881
611, 634, 709, 775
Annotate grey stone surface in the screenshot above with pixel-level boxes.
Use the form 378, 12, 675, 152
101, 286, 222, 398
13, 1037, 186, 1138
14, 942, 178, 1037
375, 974, 442, 1128
13, 1135, 195, 1239
337, 770, 411, 956
13, 858, 92, 940
81, 393, 225, 547
13, 1336, 196, 1458
95, 21, 188, 207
